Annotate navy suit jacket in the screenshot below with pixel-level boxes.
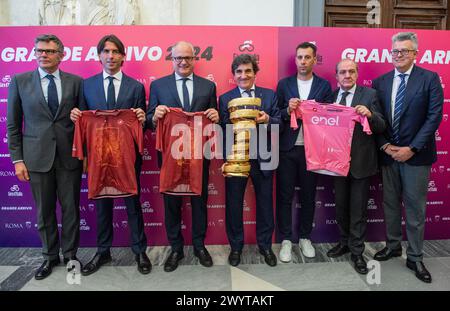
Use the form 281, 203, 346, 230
372, 65, 443, 166
146, 73, 217, 130
81, 72, 146, 111
276, 73, 333, 152
146, 72, 217, 168
219, 86, 280, 175
81, 72, 146, 171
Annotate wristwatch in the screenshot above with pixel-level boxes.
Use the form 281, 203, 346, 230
409, 145, 418, 153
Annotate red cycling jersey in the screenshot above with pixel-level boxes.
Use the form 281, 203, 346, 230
72, 109, 143, 199
156, 108, 214, 196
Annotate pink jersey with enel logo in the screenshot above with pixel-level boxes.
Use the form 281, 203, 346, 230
291, 101, 372, 176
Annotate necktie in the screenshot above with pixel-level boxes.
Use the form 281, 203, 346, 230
243, 89, 254, 97
106, 76, 116, 109
392, 73, 407, 144
339, 91, 350, 106
46, 74, 58, 117
181, 78, 190, 111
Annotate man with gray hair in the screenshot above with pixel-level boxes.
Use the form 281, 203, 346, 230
7, 34, 83, 280
326, 58, 386, 275
372, 32, 443, 283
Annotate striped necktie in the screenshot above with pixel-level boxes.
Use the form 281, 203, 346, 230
392, 73, 407, 144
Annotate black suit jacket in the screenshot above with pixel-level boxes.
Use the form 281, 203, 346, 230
276, 73, 333, 152
372, 65, 443, 166
146, 72, 217, 168
332, 85, 386, 179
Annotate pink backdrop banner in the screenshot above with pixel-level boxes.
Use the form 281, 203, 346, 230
0, 26, 448, 247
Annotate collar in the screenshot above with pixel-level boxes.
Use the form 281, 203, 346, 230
175, 72, 194, 81
238, 84, 256, 95
339, 84, 357, 96
39, 67, 61, 80
394, 64, 414, 78
103, 70, 123, 81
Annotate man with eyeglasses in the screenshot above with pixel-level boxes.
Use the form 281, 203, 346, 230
275, 42, 332, 263
146, 41, 218, 272
372, 32, 443, 283
70, 34, 150, 276
7, 34, 83, 280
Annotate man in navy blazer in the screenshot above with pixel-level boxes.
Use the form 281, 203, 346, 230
146, 41, 219, 272
275, 42, 332, 262
372, 32, 443, 283
71, 34, 150, 276
219, 54, 281, 267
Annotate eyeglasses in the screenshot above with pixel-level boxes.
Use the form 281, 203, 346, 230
391, 49, 416, 56
172, 56, 195, 63
35, 49, 60, 56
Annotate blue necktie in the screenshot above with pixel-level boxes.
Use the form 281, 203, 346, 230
392, 73, 407, 144
46, 74, 58, 117
181, 78, 190, 111
106, 76, 116, 110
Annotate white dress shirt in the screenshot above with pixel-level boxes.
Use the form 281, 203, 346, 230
175, 72, 194, 107
38, 67, 62, 106
390, 65, 413, 121
103, 70, 122, 103
336, 83, 357, 107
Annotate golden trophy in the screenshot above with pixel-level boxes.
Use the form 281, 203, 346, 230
222, 97, 261, 177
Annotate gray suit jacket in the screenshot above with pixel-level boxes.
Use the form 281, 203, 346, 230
332, 85, 386, 179
7, 69, 83, 172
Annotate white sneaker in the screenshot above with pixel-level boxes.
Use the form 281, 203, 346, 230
299, 239, 316, 258
279, 240, 292, 263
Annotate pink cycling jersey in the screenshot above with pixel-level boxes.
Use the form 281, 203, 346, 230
291, 100, 372, 176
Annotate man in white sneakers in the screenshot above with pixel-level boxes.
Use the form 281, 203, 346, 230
276, 42, 333, 262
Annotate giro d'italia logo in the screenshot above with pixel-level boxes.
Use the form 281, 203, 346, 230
8, 184, 23, 197
0, 75, 11, 88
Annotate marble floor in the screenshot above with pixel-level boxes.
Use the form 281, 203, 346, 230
1, 240, 450, 291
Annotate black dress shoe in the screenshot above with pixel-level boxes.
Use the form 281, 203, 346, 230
228, 250, 241, 267
327, 243, 350, 258
259, 248, 277, 267
406, 259, 432, 283
35, 258, 60, 280
81, 252, 112, 276
63, 256, 83, 272
194, 248, 213, 267
164, 251, 184, 272
351, 254, 368, 275
373, 247, 402, 261
136, 252, 152, 275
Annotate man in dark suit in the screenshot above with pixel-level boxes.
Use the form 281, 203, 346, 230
146, 41, 219, 272
372, 32, 443, 283
219, 54, 281, 267
70, 34, 150, 275
326, 59, 386, 274
7, 34, 83, 280
276, 42, 333, 262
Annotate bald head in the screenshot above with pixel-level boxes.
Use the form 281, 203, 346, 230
171, 41, 196, 77
336, 58, 359, 91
